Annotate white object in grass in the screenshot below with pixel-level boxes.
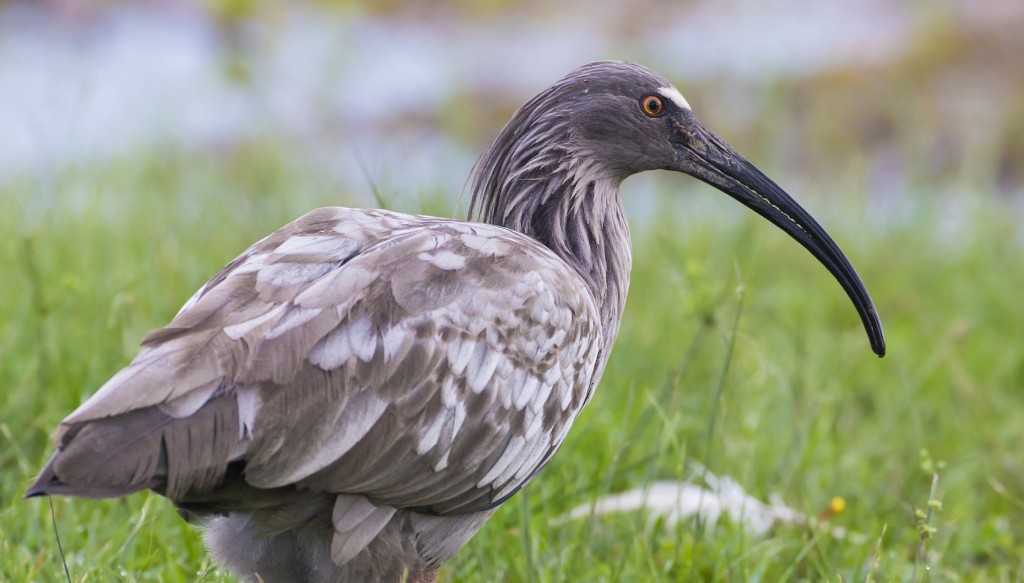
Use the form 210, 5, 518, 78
556, 468, 846, 539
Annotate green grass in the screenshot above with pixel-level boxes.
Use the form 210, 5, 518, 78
2, 140, 1023, 582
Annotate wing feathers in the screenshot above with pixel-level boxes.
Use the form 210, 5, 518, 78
331, 495, 397, 563
40, 208, 605, 524
247, 385, 388, 488
164, 393, 241, 498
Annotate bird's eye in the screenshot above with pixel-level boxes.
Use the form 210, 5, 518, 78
640, 95, 665, 117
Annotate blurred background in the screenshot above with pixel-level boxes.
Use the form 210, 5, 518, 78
3, 0, 1022, 215
3, 0, 1024, 580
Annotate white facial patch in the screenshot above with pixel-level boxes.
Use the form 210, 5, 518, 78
657, 86, 691, 111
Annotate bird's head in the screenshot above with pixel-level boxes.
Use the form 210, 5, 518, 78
474, 61, 885, 357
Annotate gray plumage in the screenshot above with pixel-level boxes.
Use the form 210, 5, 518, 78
28, 61, 884, 583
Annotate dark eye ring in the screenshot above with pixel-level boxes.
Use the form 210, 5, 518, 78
640, 95, 665, 117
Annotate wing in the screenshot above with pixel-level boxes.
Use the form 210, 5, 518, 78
31, 206, 603, 515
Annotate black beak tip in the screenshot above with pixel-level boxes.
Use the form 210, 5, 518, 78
873, 338, 886, 358
867, 309, 886, 357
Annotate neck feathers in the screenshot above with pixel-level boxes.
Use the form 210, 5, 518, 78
469, 114, 632, 346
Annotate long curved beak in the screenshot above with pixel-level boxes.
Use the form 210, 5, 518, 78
674, 115, 885, 357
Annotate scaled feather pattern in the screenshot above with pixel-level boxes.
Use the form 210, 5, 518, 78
32, 207, 605, 581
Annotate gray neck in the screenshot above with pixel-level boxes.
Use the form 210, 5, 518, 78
470, 143, 632, 351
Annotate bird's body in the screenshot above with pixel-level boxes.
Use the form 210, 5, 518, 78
28, 61, 884, 582
34, 207, 612, 581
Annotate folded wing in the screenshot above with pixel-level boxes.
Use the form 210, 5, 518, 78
29, 206, 602, 517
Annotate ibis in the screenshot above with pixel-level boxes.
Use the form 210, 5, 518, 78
28, 61, 884, 582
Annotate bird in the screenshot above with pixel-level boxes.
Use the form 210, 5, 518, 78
27, 61, 885, 582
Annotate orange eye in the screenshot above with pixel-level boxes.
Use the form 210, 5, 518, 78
640, 95, 665, 117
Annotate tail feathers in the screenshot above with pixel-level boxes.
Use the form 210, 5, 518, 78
26, 393, 240, 501
26, 450, 148, 498
26, 454, 161, 498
